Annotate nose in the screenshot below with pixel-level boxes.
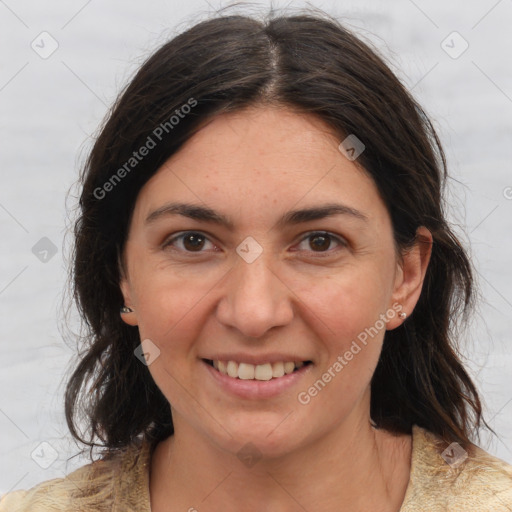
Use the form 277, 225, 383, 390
215, 252, 294, 339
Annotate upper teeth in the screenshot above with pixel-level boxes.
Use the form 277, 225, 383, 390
213, 360, 305, 380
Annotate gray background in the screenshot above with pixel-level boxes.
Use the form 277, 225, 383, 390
1, 0, 511, 494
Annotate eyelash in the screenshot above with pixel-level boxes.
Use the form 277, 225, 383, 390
162, 231, 347, 257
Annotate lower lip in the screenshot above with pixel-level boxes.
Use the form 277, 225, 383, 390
202, 360, 312, 399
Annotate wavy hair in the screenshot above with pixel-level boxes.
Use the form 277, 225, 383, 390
65, 9, 491, 458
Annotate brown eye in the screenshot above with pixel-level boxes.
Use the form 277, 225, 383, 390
182, 233, 206, 251
309, 233, 331, 251
163, 231, 215, 252
295, 231, 346, 254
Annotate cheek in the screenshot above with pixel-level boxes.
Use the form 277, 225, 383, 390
290, 264, 392, 400
132, 267, 216, 354
292, 262, 393, 343
132, 273, 214, 409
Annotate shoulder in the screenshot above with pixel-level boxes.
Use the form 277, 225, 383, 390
0, 439, 153, 512
400, 425, 512, 511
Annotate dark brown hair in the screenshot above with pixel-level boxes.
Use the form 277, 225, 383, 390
65, 9, 491, 458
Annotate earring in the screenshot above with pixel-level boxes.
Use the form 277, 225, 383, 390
399, 311, 407, 320
120, 306, 134, 314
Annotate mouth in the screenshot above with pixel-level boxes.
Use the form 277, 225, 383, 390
202, 359, 313, 381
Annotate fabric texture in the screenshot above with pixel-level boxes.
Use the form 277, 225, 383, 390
1, 425, 511, 511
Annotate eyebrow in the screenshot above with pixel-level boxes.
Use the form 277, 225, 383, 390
145, 201, 368, 229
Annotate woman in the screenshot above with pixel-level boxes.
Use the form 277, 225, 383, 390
1, 9, 511, 512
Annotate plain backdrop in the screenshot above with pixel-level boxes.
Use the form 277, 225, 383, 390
1, 0, 511, 495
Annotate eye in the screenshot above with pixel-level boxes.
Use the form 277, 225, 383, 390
294, 231, 347, 255
162, 230, 347, 256
162, 231, 218, 253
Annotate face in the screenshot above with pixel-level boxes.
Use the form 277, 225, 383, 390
120, 106, 429, 458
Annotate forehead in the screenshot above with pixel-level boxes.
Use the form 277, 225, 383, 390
173, 106, 345, 175
132, 106, 387, 230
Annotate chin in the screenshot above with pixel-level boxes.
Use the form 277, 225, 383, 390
209, 415, 307, 461
228, 435, 297, 462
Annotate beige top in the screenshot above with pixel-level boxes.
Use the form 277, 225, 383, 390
1, 425, 511, 511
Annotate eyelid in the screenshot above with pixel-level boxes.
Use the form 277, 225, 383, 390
162, 230, 347, 254
162, 231, 219, 252
294, 231, 347, 253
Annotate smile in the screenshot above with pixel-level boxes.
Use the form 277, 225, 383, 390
203, 359, 312, 381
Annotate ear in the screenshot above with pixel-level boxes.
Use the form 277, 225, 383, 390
386, 226, 432, 330
119, 255, 139, 327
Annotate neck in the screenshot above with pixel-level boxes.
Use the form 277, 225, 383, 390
150, 399, 412, 512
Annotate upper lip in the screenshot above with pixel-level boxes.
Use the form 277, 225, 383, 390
202, 354, 312, 365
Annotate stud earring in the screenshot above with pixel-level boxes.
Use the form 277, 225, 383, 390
120, 306, 134, 314
399, 311, 407, 320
